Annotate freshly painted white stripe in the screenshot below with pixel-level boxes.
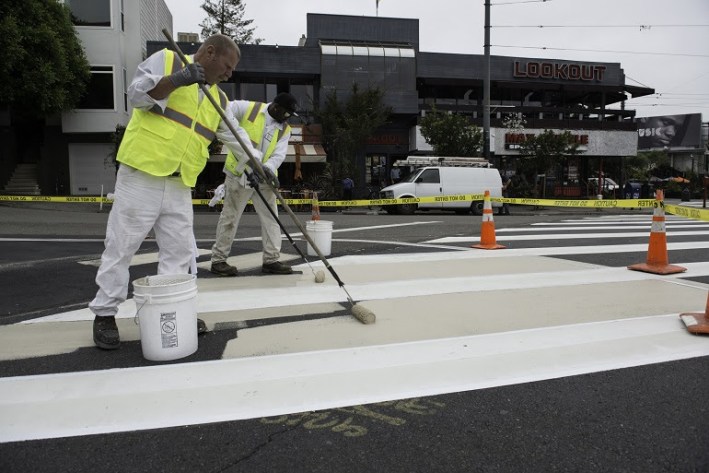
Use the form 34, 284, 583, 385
302, 241, 709, 264
79, 249, 212, 267
2, 314, 707, 442
429, 230, 709, 243
540, 216, 692, 223
532, 220, 706, 226
27, 262, 709, 323
498, 224, 709, 232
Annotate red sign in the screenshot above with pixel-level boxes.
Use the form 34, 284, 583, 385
514, 61, 607, 82
367, 134, 404, 145
504, 133, 589, 149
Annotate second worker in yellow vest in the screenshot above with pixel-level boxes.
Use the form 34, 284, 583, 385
210, 93, 298, 276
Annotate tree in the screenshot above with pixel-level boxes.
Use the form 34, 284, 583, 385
0, 0, 90, 117
314, 83, 391, 196
516, 130, 580, 197
625, 150, 669, 180
418, 107, 483, 156
199, 0, 263, 44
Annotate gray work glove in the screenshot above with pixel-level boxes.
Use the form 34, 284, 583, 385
261, 167, 280, 188
168, 63, 205, 87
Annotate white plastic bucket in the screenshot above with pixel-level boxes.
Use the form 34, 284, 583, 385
132, 274, 198, 361
306, 220, 333, 256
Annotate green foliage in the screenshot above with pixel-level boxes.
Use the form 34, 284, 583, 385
315, 83, 391, 189
418, 107, 482, 156
0, 0, 90, 117
625, 150, 670, 180
199, 0, 263, 44
516, 130, 580, 179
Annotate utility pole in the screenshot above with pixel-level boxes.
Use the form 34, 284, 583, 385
483, 0, 491, 160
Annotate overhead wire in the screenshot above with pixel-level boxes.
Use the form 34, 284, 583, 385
493, 24, 709, 28
491, 45, 709, 58
488, 4, 709, 115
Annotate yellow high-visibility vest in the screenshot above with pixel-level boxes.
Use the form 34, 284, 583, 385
224, 101, 290, 176
117, 49, 227, 187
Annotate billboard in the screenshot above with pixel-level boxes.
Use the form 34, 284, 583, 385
637, 113, 702, 151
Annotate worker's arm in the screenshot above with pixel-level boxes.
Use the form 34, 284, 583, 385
216, 100, 263, 165
127, 50, 204, 110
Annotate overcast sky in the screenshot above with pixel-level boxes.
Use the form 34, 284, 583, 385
163, 0, 709, 121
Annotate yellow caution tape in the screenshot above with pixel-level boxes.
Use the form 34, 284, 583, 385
0, 195, 109, 203
2, 193, 708, 221
664, 204, 709, 222
489, 197, 657, 209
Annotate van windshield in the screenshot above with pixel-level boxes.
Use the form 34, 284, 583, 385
400, 170, 422, 183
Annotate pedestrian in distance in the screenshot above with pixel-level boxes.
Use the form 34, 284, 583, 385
210, 93, 299, 277
341, 176, 355, 211
90, 34, 259, 350
390, 166, 402, 184
342, 176, 354, 200
499, 172, 512, 215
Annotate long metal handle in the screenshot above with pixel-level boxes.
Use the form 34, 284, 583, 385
161, 29, 343, 282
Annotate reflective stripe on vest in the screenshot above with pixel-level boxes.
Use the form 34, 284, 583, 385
224, 101, 290, 176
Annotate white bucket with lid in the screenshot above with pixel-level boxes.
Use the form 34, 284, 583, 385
306, 220, 333, 256
132, 274, 198, 361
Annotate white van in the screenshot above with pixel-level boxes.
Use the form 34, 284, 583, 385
380, 166, 503, 215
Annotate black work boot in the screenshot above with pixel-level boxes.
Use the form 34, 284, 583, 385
210, 261, 238, 277
93, 316, 120, 350
262, 261, 293, 275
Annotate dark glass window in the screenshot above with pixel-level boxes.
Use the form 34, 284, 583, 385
418, 169, 440, 184
290, 85, 314, 112
240, 82, 266, 102
67, 0, 111, 27
77, 67, 114, 110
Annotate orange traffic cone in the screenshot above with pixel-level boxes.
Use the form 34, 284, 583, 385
627, 189, 686, 275
311, 191, 320, 221
472, 190, 505, 250
680, 292, 709, 335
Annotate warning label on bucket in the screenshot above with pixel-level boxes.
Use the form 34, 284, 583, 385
160, 312, 178, 348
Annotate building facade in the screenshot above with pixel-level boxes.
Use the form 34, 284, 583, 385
0, 0, 171, 196
143, 13, 661, 199
8, 8, 707, 198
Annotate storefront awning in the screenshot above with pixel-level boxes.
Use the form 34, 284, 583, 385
209, 144, 327, 164
285, 144, 327, 163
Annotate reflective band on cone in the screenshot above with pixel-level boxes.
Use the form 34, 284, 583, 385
628, 189, 686, 275
472, 190, 505, 250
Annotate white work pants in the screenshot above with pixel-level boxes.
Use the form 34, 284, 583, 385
211, 171, 282, 265
89, 165, 194, 317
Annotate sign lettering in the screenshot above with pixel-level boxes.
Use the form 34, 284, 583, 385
514, 61, 607, 81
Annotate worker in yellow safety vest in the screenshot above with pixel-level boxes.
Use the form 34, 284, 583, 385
210, 93, 297, 277
90, 34, 260, 351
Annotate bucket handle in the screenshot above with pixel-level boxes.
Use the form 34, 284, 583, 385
132, 288, 197, 325
134, 298, 148, 326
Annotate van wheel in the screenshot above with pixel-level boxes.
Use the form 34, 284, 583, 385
398, 203, 417, 215
471, 201, 484, 215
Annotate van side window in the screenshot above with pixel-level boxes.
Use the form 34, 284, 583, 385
418, 169, 440, 184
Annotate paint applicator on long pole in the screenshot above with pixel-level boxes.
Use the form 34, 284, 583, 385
162, 29, 374, 324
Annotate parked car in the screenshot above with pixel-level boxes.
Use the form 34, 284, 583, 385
587, 177, 620, 192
